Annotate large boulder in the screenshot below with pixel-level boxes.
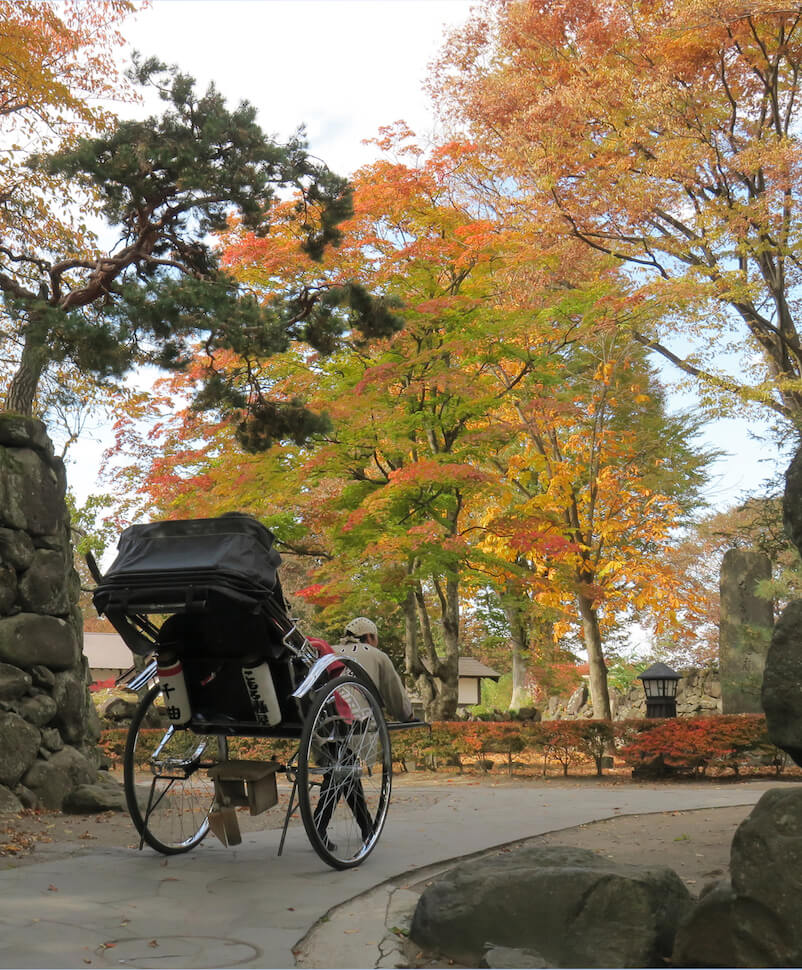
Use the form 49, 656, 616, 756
0, 446, 63, 535
0, 713, 40, 788
673, 880, 793, 968
728, 787, 802, 963
17, 548, 71, 615
762, 601, 802, 765
410, 845, 692, 967
565, 685, 587, 716
0, 526, 35, 571
13, 692, 58, 728
21, 757, 73, 809
0, 783, 23, 814
40, 727, 63, 752
96, 694, 138, 722
0, 613, 78, 670
719, 549, 772, 714
0, 662, 32, 700
52, 667, 90, 744
783, 445, 802, 552
0, 414, 54, 458
764, 444, 802, 762
63, 773, 125, 814
21, 744, 96, 810
0, 564, 16, 615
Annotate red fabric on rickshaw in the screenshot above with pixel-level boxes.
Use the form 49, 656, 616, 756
308, 637, 352, 721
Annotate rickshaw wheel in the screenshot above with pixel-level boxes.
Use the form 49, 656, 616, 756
124, 684, 228, 855
298, 674, 392, 870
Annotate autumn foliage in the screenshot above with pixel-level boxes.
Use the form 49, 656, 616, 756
99, 714, 785, 780
71, 1, 802, 724
434, 0, 802, 424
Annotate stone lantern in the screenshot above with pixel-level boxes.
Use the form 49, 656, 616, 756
637, 663, 681, 718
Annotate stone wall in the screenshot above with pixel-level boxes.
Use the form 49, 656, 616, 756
0, 414, 103, 811
541, 667, 722, 721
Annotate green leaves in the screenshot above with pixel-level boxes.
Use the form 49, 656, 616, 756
4, 56, 365, 419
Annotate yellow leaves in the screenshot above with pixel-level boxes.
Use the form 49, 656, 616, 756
433, 0, 802, 428
0, 1, 135, 258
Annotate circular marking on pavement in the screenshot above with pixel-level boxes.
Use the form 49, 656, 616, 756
96, 935, 259, 968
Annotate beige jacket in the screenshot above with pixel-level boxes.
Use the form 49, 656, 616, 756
331, 639, 413, 722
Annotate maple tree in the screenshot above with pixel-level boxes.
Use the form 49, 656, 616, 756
0, 1, 134, 248
434, 0, 802, 429
105, 133, 717, 721
479, 337, 714, 719
223, 142, 514, 718
103, 136, 551, 717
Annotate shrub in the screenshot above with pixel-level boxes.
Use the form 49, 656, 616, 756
535, 721, 586, 776
98, 712, 788, 780
619, 716, 745, 775
576, 720, 615, 776
476, 722, 528, 775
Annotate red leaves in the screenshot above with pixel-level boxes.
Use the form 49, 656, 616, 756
375, 714, 780, 778
619, 714, 771, 773
386, 460, 491, 488
295, 584, 339, 607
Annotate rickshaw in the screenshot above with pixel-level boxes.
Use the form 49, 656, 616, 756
90, 513, 422, 870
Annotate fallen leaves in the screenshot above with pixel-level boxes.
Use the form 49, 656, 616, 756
0, 820, 39, 858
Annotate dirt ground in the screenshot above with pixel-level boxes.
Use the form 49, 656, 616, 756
0, 769, 763, 891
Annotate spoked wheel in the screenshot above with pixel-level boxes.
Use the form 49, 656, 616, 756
298, 674, 392, 870
123, 685, 228, 855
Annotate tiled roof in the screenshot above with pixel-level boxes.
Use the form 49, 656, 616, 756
459, 657, 501, 680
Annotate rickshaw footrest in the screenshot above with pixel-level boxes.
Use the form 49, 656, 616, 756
208, 760, 280, 816
208, 807, 242, 846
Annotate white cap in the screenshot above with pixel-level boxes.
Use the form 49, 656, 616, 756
344, 616, 377, 639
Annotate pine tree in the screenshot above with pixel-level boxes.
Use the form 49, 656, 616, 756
2, 58, 399, 421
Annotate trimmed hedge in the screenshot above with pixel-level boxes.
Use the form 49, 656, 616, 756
98, 713, 788, 778
390, 714, 785, 777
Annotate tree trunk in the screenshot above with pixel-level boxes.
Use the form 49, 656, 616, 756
502, 599, 531, 710
405, 578, 460, 721
435, 574, 460, 719
5, 314, 48, 415
404, 576, 438, 716
510, 639, 530, 710
576, 591, 612, 720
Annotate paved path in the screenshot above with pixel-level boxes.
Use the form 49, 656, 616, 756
0, 779, 789, 969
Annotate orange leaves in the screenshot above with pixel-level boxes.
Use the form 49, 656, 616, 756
0, 1, 135, 256
387, 460, 492, 489
433, 0, 802, 423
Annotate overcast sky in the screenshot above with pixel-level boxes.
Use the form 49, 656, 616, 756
64, 0, 788, 511
121, 0, 473, 175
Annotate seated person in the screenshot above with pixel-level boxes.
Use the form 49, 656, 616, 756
314, 616, 414, 851
330, 616, 414, 722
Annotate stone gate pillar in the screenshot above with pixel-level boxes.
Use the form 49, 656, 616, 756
719, 548, 773, 714
0, 414, 103, 811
